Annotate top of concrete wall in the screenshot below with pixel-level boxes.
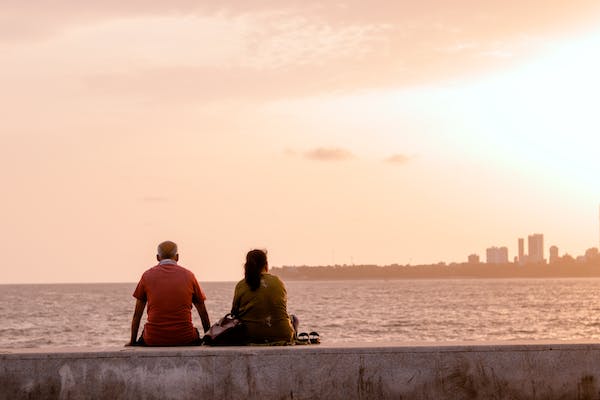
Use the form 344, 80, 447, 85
3, 340, 600, 359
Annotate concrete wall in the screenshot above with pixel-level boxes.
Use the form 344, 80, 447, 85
2, 342, 600, 399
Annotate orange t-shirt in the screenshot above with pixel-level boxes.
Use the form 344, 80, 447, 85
133, 262, 206, 346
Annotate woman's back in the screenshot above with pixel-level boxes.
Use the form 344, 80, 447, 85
232, 273, 294, 344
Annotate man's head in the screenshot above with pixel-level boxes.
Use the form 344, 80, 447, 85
157, 241, 179, 262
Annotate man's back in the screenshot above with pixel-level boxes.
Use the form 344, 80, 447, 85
133, 261, 205, 346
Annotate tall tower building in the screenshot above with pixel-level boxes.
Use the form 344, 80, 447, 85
528, 234, 544, 264
549, 246, 559, 264
518, 238, 525, 265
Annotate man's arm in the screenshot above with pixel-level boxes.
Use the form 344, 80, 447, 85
193, 300, 211, 333
127, 299, 146, 346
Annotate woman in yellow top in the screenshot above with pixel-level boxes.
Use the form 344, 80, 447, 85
231, 249, 295, 344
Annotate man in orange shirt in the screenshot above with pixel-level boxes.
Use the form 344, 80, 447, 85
127, 241, 211, 346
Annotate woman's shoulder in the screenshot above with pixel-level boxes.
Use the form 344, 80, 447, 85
234, 278, 247, 290
263, 273, 285, 286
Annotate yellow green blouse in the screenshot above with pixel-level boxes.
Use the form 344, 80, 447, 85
231, 273, 294, 344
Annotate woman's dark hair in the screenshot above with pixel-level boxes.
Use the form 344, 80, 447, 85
245, 249, 267, 291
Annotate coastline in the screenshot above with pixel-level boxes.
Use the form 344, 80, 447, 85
272, 262, 600, 280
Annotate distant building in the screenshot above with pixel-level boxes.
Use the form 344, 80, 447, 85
518, 238, 525, 265
585, 247, 599, 261
468, 254, 480, 264
486, 246, 509, 264
549, 246, 559, 264
528, 234, 544, 264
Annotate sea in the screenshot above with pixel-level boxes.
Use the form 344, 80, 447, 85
2, 278, 600, 349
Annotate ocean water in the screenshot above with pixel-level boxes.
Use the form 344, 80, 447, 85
2, 278, 600, 349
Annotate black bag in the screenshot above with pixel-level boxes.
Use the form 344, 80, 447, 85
202, 313, 245, 346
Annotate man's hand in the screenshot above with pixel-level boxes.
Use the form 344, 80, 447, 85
130, 299, 146, 345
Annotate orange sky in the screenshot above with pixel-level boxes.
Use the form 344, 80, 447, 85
2, 1, 600, 283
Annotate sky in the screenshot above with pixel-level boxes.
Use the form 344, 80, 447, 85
2, 1, 600, 283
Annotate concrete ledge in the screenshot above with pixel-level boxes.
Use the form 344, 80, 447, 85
2, 342, 600, 399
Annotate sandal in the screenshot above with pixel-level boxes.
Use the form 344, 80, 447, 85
308, 331, 320, 344
296, 332, 309, 344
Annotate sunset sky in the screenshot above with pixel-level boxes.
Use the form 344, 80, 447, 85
2, 1, 600, 283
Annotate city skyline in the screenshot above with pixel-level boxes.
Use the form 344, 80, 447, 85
478, 205, 600, 265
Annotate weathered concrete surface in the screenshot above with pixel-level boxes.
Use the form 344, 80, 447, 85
2, 342, 600, 399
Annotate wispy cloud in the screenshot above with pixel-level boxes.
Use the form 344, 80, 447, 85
385, 154, 411, 164
3, 1, 600, 106
304, 147, 354, 161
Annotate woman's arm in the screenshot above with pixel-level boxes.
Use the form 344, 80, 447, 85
231, 284, 241, 316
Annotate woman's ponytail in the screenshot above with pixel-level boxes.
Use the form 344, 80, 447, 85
244, 249, 267, 291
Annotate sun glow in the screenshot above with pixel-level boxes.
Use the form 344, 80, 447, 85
371, 30, 600, 193
267, 29, 600, 192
